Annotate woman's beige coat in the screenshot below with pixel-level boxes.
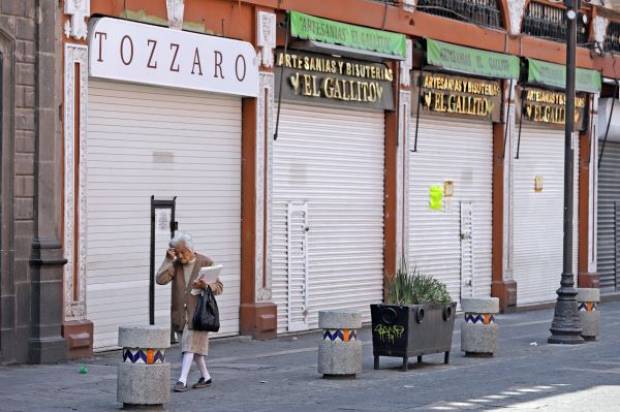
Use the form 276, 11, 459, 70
156, 253, 223, 333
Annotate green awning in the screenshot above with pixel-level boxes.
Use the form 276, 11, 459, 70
527, 58, 602, 93
289, 11, 407, 59
426, 39, 520, 79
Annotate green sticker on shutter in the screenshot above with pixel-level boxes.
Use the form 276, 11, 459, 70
429, 185, 444, 211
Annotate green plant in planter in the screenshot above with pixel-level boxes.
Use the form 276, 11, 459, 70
387, 259, 451, 305
373, 259, 456, 371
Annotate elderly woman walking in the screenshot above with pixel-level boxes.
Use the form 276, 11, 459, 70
156, 232, 223, 392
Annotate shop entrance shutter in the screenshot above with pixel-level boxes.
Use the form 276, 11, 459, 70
86, 80, 241, 349
408, 114, 493, 303
513, 126, 579, 305
272, 103, 385, 333
598, 141, 620, 292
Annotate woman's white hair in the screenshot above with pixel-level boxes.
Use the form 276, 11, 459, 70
169, 231, 194, 251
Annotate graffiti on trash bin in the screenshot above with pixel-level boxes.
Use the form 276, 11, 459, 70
374, 324, 405, 343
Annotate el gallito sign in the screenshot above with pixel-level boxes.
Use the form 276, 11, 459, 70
89, 18, 259, 97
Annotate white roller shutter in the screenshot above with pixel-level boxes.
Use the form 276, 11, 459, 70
86, 80, 241, 349
513, 126, 579, 305
408, 114, 493, 303
598, 141, 620, 292
272, 103, 385, 333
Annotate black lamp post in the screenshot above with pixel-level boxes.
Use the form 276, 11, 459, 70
548, 0, 585, 345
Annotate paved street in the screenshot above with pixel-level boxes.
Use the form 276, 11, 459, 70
1, 301, 620, 412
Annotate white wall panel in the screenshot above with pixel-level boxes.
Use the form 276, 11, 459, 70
513, 126, 579, 305
597, 141, 620, 292
408, 115, 493, 303
272, 103, 385, 333
86, 80, 241, 349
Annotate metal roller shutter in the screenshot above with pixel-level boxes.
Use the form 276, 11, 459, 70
513, 126, 579, 305
408, 114, 493, 303
86, 80, 241, 349
597, 141, 620, 293
272, 103, 385, 333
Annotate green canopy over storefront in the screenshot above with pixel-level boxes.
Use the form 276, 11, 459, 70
289, 11, 407, 59
426, 38, 520, 79
527, 58, 602, 93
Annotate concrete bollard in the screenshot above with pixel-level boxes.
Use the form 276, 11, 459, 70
461, 298, 499, 357
117, 325, 171, 408
318, 311, 362, 378
577, 288, 600, 340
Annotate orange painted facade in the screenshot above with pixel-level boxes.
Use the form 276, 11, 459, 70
60, 0, 618, 353
88, 0, 620, 76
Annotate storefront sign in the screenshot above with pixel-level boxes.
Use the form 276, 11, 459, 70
521, 87, 587, 130
527, 58, 602, 94
426, 39, 520, 79
275, 50, 395, 111
290, 11, 407, 59
412, 72, 502, 121
89, 18, 259, 97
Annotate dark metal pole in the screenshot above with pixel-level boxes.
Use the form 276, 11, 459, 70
548, 0, 584, 345
149, 195, 155, 326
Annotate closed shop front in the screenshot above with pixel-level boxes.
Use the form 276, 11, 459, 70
82, 18, 258, 349
408, 40, 519, 303
597, 97, 620, 293
513, 59, 599, 305
271, 12, 404, 332
272, 102, 386, 332
597, 140, 620, 293
513, 123, 577, 305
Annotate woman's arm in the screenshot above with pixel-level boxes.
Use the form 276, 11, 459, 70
156, 254, 176, 285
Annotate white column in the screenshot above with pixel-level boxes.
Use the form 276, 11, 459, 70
507, 0, 527, 36
255, 11, 276, 302
503, 81, 517, 281
63, 43, 89, 321
64, 0, 90, 39
589, 94, 600, 274
398, 89, 411, 267
397, 39, 413, 269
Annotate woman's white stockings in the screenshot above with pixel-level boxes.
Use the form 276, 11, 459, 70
178, 352, 194, 385
195, 355, 211, 381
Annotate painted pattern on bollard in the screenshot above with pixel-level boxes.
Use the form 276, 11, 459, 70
318, 311, 362, 378
117, 325, 171, 408
461, 298, 499, 357
577, 288, 600, 341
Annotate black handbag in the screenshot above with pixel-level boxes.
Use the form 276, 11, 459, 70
192, 286, 220, 332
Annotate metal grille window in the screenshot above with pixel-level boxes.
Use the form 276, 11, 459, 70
416, 0, 503, 29
522, 2, 588, 44
605, 22, 620, 53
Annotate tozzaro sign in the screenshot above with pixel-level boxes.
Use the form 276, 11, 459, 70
89, 18, 259, 97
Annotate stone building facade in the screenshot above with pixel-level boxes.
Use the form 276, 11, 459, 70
0, 1, 66, 364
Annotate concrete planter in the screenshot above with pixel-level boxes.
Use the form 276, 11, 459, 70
371, 303, 456, 371
117, 325, 171, 408
318, 311, 362, 378
461, 297, 499, 357
577, 288, 600, 340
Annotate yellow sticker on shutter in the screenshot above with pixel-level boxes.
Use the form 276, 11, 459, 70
429, 185, 444, 211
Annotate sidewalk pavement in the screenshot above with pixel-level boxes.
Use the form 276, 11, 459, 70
1, 301, 620, 412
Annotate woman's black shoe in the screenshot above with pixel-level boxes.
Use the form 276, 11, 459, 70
192, 377, 213, 389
